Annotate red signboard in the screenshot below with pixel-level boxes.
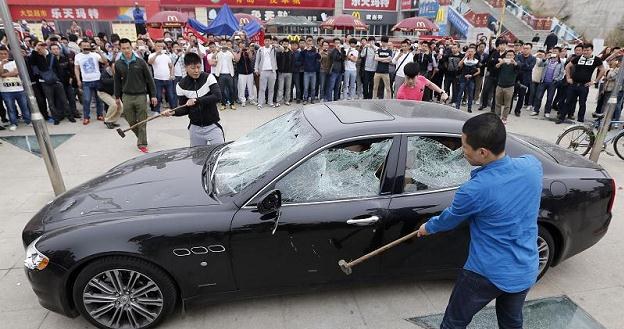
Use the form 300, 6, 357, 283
489, 0, 504, 8
464, 11, 489, 28
160, 0, 333, 10
401, 0, 412, 10
344, 0, 398, 12
10, 5, 135, 21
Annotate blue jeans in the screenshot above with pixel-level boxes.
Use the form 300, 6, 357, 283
441, 269, 529, 329
343, 70, 357, 100
455, 79, 475, 110
326, 72, 342, 102
303, 72, 317, 101
82, 80, 103, 119
532, 81, 558, 114
2, 91, 32, 126
155, 79, 177, 112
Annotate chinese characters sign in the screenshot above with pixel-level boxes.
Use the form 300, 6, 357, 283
344, 0, 398, 11
160, 0, 333, 9
11, 6, 135, 21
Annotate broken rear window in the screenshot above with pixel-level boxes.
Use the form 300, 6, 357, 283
276, 138, 393, 203
214, 110, 320, 196
404, 136, 471, 192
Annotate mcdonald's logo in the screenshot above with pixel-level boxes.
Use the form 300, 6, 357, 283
240, 17, 250, 25
167, 15, 179, 22
351, 11, 361, 20
415, 21, 426, 28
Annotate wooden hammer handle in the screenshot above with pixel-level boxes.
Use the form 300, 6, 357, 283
347, 230, 420, 268
124, 105, 187, 132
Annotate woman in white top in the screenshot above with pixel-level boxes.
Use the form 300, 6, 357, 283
392, 40, 415, 96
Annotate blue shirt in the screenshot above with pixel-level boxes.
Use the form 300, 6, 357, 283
425, 155, 543, 293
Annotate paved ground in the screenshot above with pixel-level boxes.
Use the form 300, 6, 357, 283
1, 90, 623, 329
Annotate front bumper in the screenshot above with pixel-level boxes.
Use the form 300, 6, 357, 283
24, 262, 79, 318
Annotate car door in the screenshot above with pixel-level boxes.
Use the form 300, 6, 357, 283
230, 135, 400, 291
381, 134, 474, 275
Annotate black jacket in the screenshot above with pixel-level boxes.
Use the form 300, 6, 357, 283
175, 72, 222, 128
114, 55, 156, 98
98, 69, 115, 95
277, 49, 295, 73
236, 50, 255, 75
30, 51, 63, 84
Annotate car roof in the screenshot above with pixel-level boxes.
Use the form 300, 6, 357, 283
303, 100, 471, 139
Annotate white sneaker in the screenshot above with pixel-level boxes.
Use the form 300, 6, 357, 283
530, 112, 539, 116
270, 104, 276, 108
545, 113, 551, 118
9, 125, 17, 131
285, 102, 291, 106
257, 104, 263, 110
241, 101, 246, 107
275, 103, 281, 107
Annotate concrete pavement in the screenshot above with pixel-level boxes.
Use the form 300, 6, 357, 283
1, 92, 623, 329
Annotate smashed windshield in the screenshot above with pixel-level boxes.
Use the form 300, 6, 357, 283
213, 110, 320, 196
276, 138, 393, 203
404, 136, 471, 192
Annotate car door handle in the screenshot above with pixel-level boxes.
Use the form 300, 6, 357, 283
347, 215, 380, 226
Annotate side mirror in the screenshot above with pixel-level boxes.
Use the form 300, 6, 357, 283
257, 190, 282, 215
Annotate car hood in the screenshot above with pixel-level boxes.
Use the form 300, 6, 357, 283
40, 145, 218, 227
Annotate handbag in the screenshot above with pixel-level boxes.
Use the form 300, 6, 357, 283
39, 55, 59, 84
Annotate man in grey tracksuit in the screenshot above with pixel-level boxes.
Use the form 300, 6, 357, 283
255, 35, 278, 109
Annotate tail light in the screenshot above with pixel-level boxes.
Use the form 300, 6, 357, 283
608, 179, 616, 214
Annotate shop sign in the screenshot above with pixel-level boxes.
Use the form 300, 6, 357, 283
344, 0, 398, 12
11, 5, 139, 21
160, 0, 333, 10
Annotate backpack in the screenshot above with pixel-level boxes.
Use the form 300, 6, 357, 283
447, 56, 461, 72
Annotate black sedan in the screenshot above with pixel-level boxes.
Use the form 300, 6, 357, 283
22, 100, 614, 329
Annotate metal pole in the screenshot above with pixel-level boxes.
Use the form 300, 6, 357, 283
0, 0, 66, 195
497, 0, 507, 37
589, 59, 624, 162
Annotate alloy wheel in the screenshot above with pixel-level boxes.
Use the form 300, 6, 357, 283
82, 269, 164, 329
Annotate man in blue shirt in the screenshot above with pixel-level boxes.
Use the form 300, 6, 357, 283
417, 113, 543, 329
133, 3, 147, 36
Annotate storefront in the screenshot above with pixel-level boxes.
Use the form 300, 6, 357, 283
7, 0, 160, 40
343, 0, 398, 36
160, 0, 333, 25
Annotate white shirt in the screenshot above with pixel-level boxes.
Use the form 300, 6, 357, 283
171, 53, 185, 77
260, 47, 273, 71
74, 52, 102, 82
217, 50, 234, 75
345, 48, 359, 71
207, 53, 217, 73
393, 52, 414, 78
0, 61, 24, 92
150, 51, 172, 81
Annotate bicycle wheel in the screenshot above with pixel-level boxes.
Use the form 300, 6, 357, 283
613, 132, 624, 160
556, 125, 595, 156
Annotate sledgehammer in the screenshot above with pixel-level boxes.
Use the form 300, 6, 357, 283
338, 229, 421, 275
116, 105, 186, 138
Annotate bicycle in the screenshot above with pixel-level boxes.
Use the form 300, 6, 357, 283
555, 113, 624, 160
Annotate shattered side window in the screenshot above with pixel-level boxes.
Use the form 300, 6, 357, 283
276, 138, 393, 203
214, 110, 320, 196
404, 136, 471, 193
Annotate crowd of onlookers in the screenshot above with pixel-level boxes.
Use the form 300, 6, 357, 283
1, 21, 623, 133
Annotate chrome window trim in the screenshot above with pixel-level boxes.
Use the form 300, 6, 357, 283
241, 133, 402, 209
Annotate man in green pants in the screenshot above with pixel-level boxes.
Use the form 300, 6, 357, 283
114, 38, 157, 153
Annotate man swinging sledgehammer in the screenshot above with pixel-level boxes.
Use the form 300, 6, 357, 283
417, 113, 543, 329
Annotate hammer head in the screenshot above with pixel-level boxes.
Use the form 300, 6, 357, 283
338, 259, 352, 275
116, 128, 126, 138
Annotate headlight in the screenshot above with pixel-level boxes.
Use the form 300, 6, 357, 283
24, 237, 49, 271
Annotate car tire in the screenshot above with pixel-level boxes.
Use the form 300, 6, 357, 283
72, 256, 177, 329
537, 226, 555, 281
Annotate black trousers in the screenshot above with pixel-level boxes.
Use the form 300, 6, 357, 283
444, 74, 458, 103
42, 82, 72, 121
32, 82, 51, 119
362, 70, 375, 99
0, 96, 7, 122
480, 75, 497, 111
